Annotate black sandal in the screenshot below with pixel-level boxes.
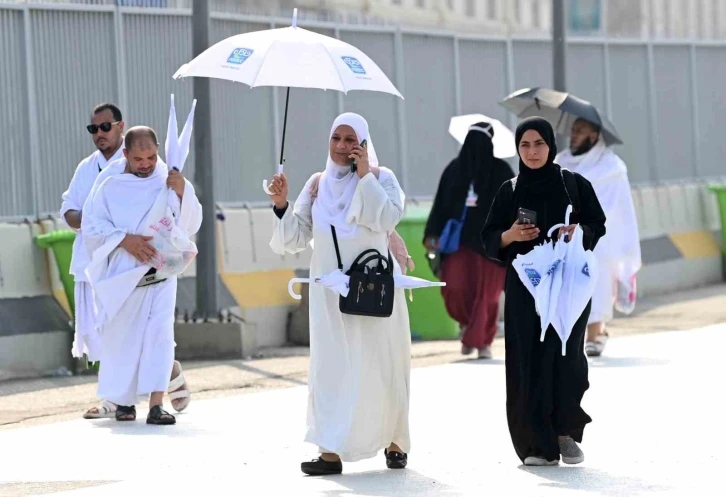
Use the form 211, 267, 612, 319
115, 405, 136, 422
384, 449, 408, 469
146, 405, 176, 425
301, 457, 343, 476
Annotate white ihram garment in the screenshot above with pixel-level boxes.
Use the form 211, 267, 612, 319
556, 140, 641, 323
61, 146, 125, 360
82, 163, 201, 406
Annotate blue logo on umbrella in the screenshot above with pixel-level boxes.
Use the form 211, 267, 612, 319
342, 56, 366, 75
582, 263, 590, 277
546, 259, 562, 276
525, 268, 542, 287
227, 48, 254, 65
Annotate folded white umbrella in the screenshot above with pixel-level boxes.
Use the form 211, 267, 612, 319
551, 225, 599, 355
172, 9, 403, 195
513, 206, 574, 341
448, 114, 517, 159
165, 93, 197, 173
287, 271, 444, 300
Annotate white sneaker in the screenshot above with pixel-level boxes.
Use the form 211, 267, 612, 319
524, 456, 559, 466
477, 346, 493, 359
585, 334, 608, 357
558, 436, 585, 464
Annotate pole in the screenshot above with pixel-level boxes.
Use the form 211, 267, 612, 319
552, 0, 567, 147
192, 0, 218, 317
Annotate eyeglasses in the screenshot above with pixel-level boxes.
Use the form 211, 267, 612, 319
86, 121, 119, 134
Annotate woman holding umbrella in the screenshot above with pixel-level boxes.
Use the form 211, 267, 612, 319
424, 122, 514, 359
481, 117, 606, 466
266, 113, 411, 475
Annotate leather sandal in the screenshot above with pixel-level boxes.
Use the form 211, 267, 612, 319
301, 457, 342, 476
384, 449, 408, 469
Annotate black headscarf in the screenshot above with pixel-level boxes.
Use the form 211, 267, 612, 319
514, 117, 560, 190
457, 121, 496, 185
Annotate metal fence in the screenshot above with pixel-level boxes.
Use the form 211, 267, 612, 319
1, 2, 725, 220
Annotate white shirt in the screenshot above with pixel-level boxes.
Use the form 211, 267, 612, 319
60, 143, 125, 281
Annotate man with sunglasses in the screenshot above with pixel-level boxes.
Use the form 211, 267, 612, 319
61, 103, 126, 418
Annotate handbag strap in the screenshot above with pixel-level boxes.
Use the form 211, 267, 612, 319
331, 225, 394, 272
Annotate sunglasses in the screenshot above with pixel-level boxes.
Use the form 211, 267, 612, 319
86, 121, 119, 134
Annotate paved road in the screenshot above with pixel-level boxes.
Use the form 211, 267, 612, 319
1, 325, 723, 496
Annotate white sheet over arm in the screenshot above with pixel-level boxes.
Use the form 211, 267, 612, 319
610, 171, 642, 280
168, 179, 203, 236
346, 167, 404, 233
270, 176, 315, 255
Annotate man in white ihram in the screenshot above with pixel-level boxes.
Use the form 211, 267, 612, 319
556, 118, 641, 357
82, 126, 202, 424
61, 104, 192, 419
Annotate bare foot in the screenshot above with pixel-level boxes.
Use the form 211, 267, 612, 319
320, 453, 341, 462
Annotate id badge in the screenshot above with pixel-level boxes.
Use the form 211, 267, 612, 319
465, 184, 478, 207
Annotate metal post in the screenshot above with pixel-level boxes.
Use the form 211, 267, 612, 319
192, 0, 218, 316
452, 35, 462, 115
393, 28, 409, 192
23, 6, 41, 219
113, 5, 128, 114
552, 0, 567, 92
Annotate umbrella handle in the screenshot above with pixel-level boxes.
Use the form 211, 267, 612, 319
287, 277, 311, 300
262, 164, 285, 196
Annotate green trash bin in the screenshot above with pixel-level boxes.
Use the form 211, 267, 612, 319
397, 205, 459, 340
35, 230, 78, 314
707, 184, 726, 274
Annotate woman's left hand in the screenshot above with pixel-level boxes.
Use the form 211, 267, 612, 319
350, 143, 370, 178
558, 224, 577, 241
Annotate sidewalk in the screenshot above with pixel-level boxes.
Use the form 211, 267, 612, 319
1, 284, 724, 429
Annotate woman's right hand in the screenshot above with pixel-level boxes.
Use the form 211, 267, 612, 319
501, 220, 540, 247
267, 173, 289, 209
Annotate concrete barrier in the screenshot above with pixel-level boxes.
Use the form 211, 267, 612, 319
0, 179, 723, 379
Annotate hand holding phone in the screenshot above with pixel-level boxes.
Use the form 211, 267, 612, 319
349, 139, 368, 174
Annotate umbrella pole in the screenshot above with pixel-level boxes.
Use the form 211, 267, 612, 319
279, 86, 291, 167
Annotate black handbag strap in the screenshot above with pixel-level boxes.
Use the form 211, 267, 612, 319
331, 226, 394, 272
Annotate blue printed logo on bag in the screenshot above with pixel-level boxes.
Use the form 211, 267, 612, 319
525, 269, 542, 287
342, 56, 366, 75
227, 48, 254, 65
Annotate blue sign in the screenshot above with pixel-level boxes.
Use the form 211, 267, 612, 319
227, 48, 254, 65
342, 56, 366, 75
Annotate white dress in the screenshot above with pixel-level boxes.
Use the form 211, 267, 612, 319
271, 169, 412, 462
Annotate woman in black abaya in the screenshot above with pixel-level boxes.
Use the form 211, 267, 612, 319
481, 117, 606, 466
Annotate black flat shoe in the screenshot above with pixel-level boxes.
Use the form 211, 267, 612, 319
385, 449, 408, 469
301, 458, 343, 476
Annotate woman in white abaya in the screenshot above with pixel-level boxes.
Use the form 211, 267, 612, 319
267, 113, 411, 476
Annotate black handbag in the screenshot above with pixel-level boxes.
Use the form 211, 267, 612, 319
331, 226, 395, 318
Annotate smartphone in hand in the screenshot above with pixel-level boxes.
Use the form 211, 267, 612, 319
517, 207, 537, 226
349, 139, 368, 173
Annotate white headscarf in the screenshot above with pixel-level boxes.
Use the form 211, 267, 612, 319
313, 112, 379, 238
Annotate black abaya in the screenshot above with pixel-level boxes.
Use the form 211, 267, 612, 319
481, 118, 606, 463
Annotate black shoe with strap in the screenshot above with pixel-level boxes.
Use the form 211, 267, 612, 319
146, 405, 176, 425
115, 405, 136, 422
385, 449, 408, 469
301, 457, 343, 476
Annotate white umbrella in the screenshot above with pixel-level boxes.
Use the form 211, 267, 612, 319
448, 114, 517, 159
172, 9, 403, 194
165, 93, 197, 172
551, 226, 599, 355
287, 271, 444, 300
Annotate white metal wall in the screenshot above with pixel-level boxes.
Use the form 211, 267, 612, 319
1, 3, 725, 219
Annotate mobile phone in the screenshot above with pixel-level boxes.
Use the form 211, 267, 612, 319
349, 139, 367, 173
517, 207, 537, 226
